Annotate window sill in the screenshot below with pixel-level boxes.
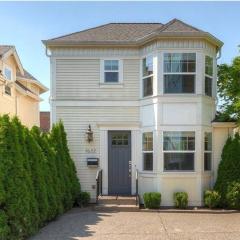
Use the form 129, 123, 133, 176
99, 83, 123, 88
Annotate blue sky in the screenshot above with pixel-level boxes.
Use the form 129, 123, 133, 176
0, 1, 239, 111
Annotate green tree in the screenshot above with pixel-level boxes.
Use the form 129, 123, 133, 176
217, 56, 240, 122
214, 133, 240, 206
31, 126, 62, 218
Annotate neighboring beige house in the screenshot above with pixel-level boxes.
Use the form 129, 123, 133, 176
0, 45, 48, 128
43, 19, 236, 205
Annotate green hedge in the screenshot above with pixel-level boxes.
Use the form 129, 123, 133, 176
204, 190, 221, 209
214, 133, 240, 207
173, 192, 188, 209
0, 115, 81, 239
143, 192, 161, 209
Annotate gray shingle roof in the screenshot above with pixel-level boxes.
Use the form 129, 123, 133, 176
0, 45, 14, 57
43, 19, 223, 47
17, 68, 37, 81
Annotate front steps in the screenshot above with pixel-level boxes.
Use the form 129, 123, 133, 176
95, 195, 139, 211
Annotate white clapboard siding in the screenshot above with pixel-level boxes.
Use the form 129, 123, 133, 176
56, 106, 139, 199
55, 59, 139, 100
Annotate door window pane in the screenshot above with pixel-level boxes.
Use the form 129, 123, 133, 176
112, 133, 128, 145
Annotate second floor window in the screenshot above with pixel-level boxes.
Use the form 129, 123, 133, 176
104, 60, 119, 83
3, 67, 12, 96
205, 56, 213, 97
164, 53, 196, 94
142, 56, 153, 97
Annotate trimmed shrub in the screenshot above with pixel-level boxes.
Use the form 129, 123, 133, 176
143, 192, 161, 209
77, 192, 91, 207
226, 182, 240, 210
214, 134, 240, 206
174, 192, 188, 209
204, 190, 221, 209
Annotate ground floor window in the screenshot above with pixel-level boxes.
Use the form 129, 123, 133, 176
142, 132, 153, 171
204, 132, 212, 171
163, 131, 195, 171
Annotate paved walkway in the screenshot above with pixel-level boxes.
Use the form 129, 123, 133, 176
30, 207, 240, 240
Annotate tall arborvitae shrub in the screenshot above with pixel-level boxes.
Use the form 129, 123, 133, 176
31, 127, 62, 218
0, 115, 35, 239
50, 121, 80, 210
214, 133, 240, 206
24, 129, 49, 225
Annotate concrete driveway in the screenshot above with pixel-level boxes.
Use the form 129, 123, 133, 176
29, 207, 240, 240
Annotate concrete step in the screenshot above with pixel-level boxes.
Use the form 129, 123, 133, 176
95, 195, 139, 211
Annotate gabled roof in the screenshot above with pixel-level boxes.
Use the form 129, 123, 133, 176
0, 45, 24, 74
43, 19, 223, 48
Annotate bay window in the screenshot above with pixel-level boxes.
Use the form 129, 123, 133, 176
163, 131, 195, 171
204, 132, 212, 171
205, 56, 213, 97
142, 132, 153, 171
164, 53, 196, 94
142, 56, 153, 97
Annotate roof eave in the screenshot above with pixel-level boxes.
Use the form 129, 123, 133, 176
43, 32, 223, 49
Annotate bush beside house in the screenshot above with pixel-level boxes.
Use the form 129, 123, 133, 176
174, 192, 188, 209
143, 192, 161, 209
0, 115, 81, 240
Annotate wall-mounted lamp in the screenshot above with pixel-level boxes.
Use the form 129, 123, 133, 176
86, 124, 93, 143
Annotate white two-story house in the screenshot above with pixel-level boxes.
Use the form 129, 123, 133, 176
43, 19, 236, 206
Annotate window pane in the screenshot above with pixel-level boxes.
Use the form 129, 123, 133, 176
104, 60, 119, 71
163, 132, 195, 151
204, 133, 212, 151
5, 86, 11, 95
164, 53, 196, 73
4, 68, 12, 80
104, 72, 119, 83
142, 56, 153, 77
112, 133, 128, 145
143, 153, 153, 171
205, 77, 212, 97
143, 76, 153, 97
205, 56, 213, 76
164, 75, 195, 93
204, 152, 212, 171
164, 153, 194, 171
143, 132, 153, 151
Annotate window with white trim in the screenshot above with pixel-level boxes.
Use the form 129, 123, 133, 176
142, 132, 153, 171
3, 67, 12, 96
104, 60, 119, 83
142, 56, 153, 97
205, 56, 213, 97
163, 131, 195, 171
164, 53, 196, 94
204, 132, 212, 171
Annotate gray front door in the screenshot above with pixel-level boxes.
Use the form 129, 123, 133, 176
108, 131, 131, 195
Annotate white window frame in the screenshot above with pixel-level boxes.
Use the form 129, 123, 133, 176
204, 132, 212, 171
3, 65, 13, 81
100, 59, 123, 85
162, 131, 195, 172
163, 52, 196, 94
142, 131, 154, 172
204, 55, 213, 97
142, 55, 154, 98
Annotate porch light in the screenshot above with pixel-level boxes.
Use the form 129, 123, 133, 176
86, 125, 93, 143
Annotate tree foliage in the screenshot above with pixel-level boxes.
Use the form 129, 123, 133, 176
214, 133, 240, 206
0, 115, 81, 239
217, 56, 240, 122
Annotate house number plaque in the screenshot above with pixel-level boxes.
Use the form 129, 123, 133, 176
85, 147, 96, 153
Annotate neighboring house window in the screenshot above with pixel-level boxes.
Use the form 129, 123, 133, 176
205, 56, 213, 97
142, 132, 153, 171
104, 60, 119, 83
142, 56, 153, 97
163, 131, 195, 171
164, 53, 196, 94
204, 132, 212, 171
3, 67, 12, 96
